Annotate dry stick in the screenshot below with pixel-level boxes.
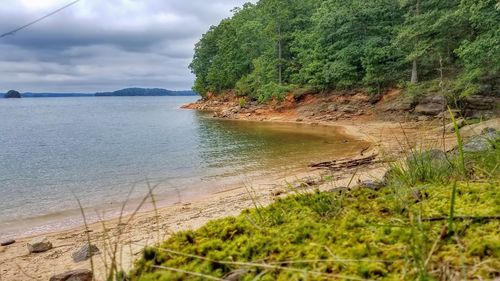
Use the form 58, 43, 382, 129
422, 216, 500, 222
424, 226, 445, 268
15, 264, 39, 281
152, 265, 223, 280
154, 247, 376, 281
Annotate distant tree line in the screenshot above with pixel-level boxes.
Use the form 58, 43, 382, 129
190, 0, 499, 101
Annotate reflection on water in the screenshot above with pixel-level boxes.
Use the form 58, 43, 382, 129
196, 115, 363, 178
0, 97, 366, 237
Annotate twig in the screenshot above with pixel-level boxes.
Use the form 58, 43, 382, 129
422, 216, 500, 222
152, 265, 223, 280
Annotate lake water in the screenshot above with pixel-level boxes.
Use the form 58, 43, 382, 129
0, 97, 365, 238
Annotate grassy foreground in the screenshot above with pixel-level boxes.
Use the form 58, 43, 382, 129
129, 137, 499, 280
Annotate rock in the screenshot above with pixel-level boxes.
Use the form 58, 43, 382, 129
358, 180, 380, 190
342, 105, 357, 114
443, 118, 466, 132
369, 93, 383, 105
49, 269, 93, 281
72, 244, 100, 262
465, 95, 496, 111
4, 90, 21, 99
328, 104, 338, 112
417, 115, 431, 122
27, 237, 52, 253
1, 239, 15, 246
462, 127, 499, 153
415, 96, 447, 116
328, 186, 351, 194
296, 118, 303, 122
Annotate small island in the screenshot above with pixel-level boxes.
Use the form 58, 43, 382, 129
4, 90, 21, 99
95, 88, 198, 97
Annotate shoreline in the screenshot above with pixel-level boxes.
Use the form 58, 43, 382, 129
3, 97, 491, 280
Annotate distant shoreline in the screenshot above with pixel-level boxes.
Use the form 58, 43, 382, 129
4, 87, 199, 98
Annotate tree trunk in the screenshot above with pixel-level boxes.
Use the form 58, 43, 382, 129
411, 60, 418, 84
277, 24, 283, 85
410, 0, 420, 84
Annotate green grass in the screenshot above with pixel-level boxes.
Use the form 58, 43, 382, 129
127, 133, 500, 281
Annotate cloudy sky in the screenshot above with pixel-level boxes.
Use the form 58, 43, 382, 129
0, 0, 252, 93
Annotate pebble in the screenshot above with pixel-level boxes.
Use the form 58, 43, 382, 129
1, 239, 15, 246
50, 269, 93, 281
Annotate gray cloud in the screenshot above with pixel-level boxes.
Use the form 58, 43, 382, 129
0, 0, 252, 92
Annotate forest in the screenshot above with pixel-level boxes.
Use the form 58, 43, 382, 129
190, 0, 499, 102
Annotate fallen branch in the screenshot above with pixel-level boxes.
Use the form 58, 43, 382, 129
422, 216, 500, 222
309, 154, 378, 171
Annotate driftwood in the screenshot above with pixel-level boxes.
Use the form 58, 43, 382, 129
422, 216, 500, 222
309, 154, 378, 171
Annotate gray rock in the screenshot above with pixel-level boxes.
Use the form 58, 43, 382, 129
358, 180, 381, 190
1, 239, 15, 246
49, 269, 93, 281
328, 186, 351, 194
415, 96, 446, 116
72, 244, 100, 263
27, 237, 52, 253
462, 128, 499, 153
465, 95, 496, 110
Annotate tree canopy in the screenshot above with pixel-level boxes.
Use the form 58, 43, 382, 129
190, 0, 499, 100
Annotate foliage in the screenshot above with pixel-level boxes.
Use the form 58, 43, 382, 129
190, 0, 499, 99
4, 90, 21, 98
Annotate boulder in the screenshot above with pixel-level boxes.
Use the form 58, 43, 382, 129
1, 239, 15, 246
415, 96, 446, 116
4, 90, 21, 98
27, 237, 52, 253
72, 244, 100, 263
462, 128, 499, 153
465, 95, 496, 111
49, 269, 93, 281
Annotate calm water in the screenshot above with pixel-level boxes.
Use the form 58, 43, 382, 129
0, 97, 365, 238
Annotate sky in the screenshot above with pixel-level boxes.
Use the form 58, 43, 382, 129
0, 0, 252, 93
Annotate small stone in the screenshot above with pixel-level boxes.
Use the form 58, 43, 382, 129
27, 237, 52, 253
341, 105, 357, 114
358, 180, 378, 190
49, 269, 93, 281
1, 239, 15, 246
328, 186, 350, 194
72, 244, 100, 262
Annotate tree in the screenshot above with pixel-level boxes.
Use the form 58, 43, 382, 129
4, 90, 21, 98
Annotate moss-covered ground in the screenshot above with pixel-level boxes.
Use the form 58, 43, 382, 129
130, 138, 499, 280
